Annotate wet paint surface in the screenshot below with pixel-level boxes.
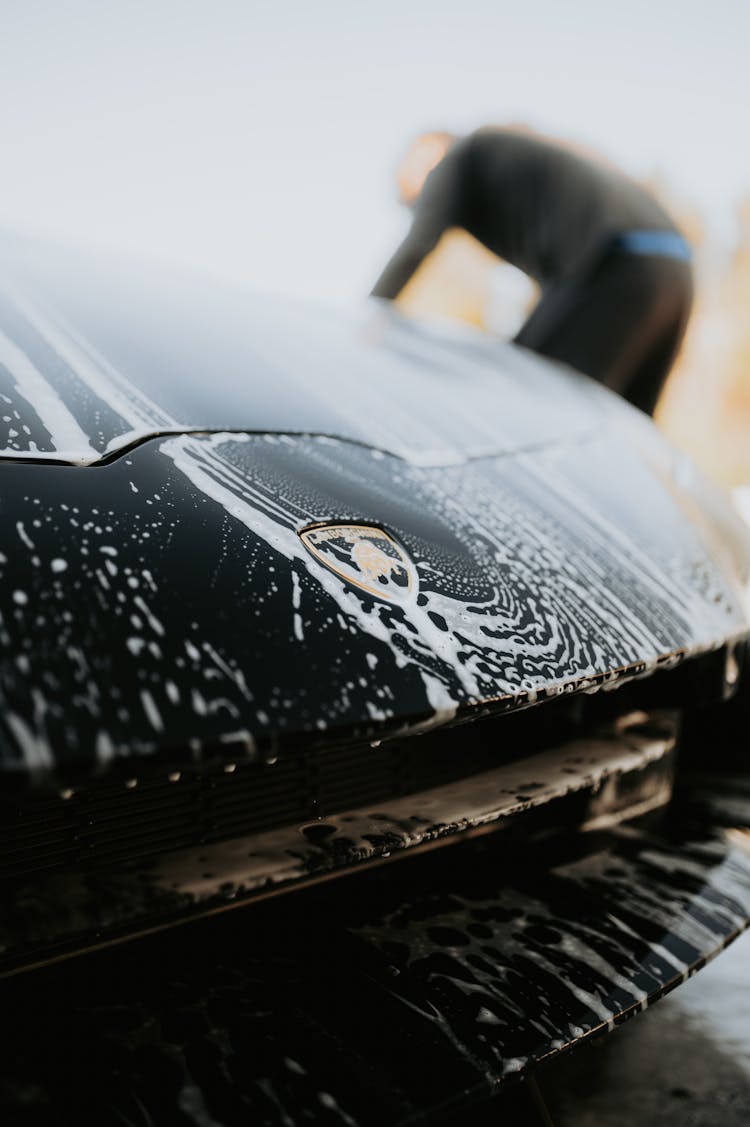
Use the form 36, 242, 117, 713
1, 237, 749, 1126
0, 243, 604, 465
0, 242, 748, 778
0, 428, 747, 780
2, 777, 750, 1125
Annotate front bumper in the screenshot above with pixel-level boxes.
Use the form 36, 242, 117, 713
0, 709, 677, 975
2, 753, 750, 1126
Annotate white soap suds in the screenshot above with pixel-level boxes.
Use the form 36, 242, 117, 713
140, 689, 164, 732
0, 327, 96, 456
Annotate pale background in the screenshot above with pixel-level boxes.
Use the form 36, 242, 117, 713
0, 0, 748, 482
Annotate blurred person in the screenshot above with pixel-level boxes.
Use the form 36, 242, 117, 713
372, 128, 693, 416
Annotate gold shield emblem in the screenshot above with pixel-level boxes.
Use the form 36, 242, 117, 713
299, 524, 416, 602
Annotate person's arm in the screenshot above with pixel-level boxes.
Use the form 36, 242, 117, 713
371, 146, 466, 300
371, 229, 433, 300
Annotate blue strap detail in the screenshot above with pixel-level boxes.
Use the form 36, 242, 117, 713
613, 230, 692, 261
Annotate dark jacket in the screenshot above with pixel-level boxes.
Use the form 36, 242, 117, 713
372, 129, 677, 297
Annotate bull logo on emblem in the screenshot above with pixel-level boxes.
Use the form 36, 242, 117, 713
299, 524, 416, 602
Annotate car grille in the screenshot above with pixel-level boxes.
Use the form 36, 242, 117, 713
0, 701, 584, 883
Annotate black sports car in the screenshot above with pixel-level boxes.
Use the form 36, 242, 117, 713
0, 238, 749, 1125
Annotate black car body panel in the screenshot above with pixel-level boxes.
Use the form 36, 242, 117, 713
0, 237, 602, 465
2, 771, 750, 1127
1, 240, 750, 1121
1, 422, 748, 780
0, 245, 748, 777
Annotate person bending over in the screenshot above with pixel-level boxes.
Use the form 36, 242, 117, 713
372, 128, 693, 416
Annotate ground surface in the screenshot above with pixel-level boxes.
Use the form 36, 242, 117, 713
542, 930, 750, 1126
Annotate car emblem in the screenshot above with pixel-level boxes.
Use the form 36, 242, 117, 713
299, 523, 416, 602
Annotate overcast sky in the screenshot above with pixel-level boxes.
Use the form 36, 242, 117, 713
0, 0, 747, 302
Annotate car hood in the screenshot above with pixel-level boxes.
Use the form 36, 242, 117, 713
1, 426, 749, 781
0, 239, 748, 781
0, 236, 605, 466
